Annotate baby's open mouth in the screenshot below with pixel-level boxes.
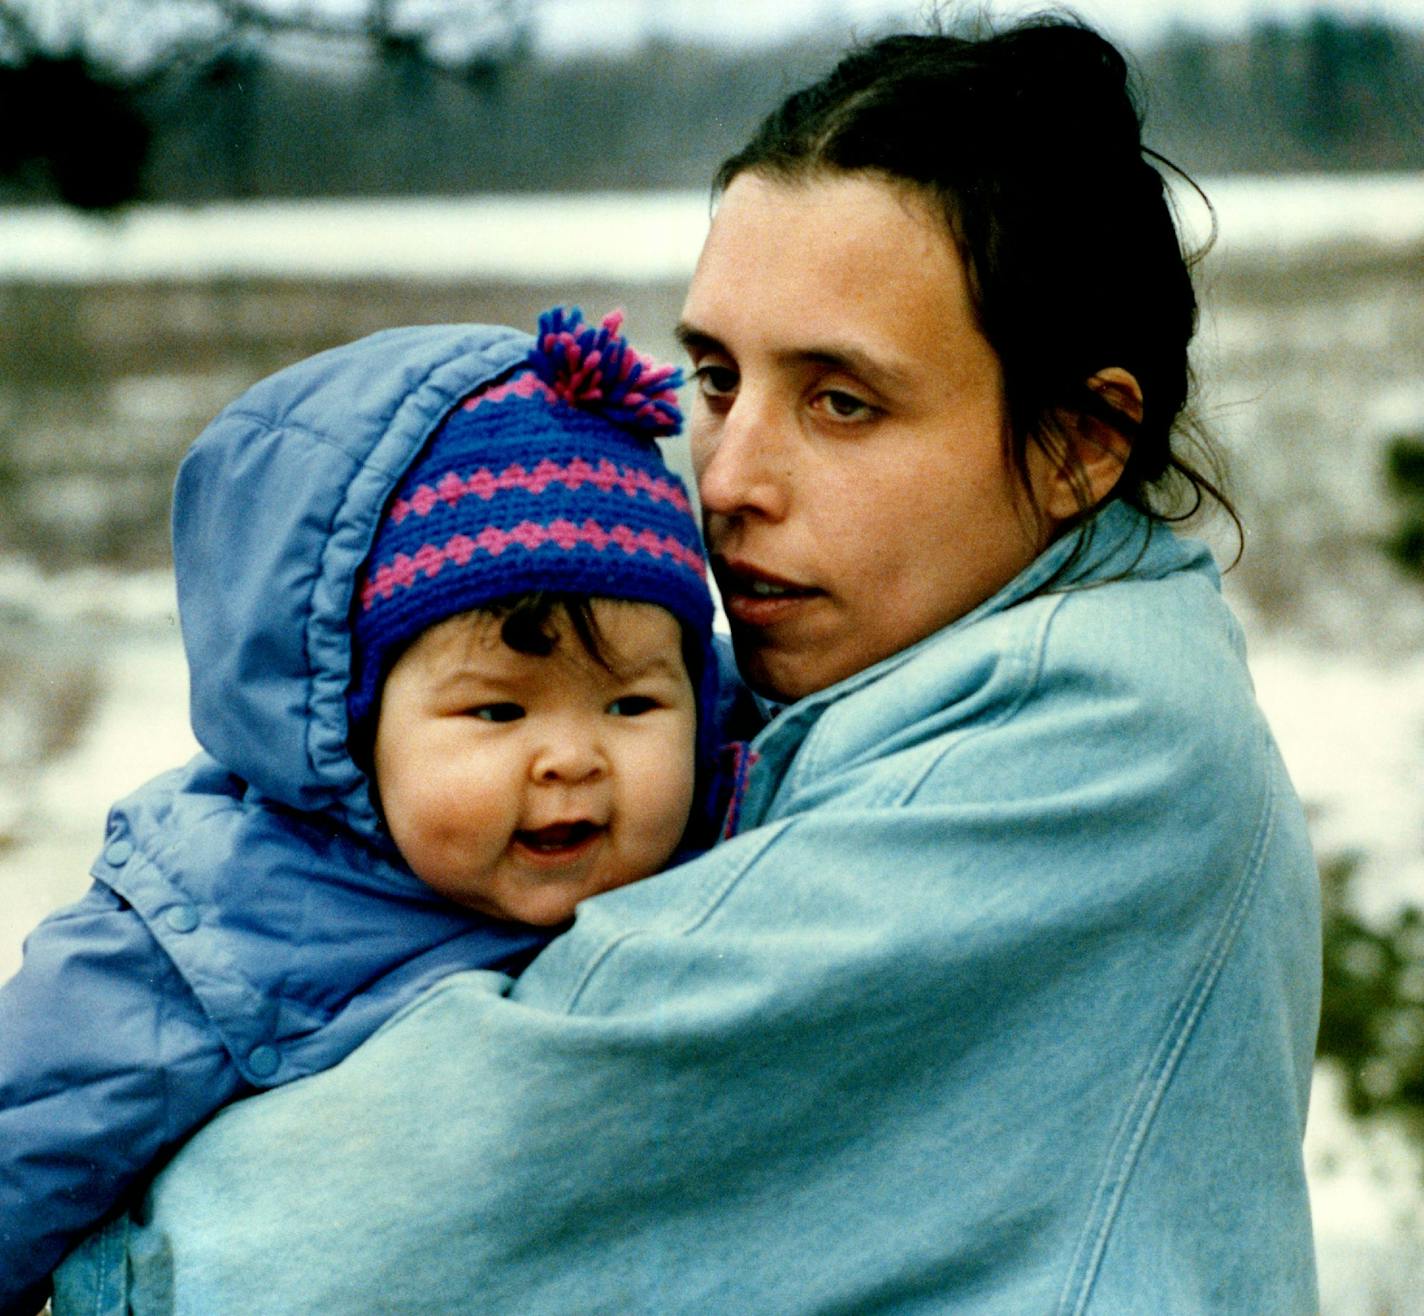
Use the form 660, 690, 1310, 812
514, 821, 602, 855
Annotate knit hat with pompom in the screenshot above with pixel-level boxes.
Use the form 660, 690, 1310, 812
347, 306, 715, 768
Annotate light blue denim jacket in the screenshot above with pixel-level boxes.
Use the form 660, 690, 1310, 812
56, 500, 1322, 1314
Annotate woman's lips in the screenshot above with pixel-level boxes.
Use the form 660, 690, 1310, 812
714, 559, 824, 627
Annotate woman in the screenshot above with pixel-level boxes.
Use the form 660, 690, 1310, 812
55, 18, 1320, 1312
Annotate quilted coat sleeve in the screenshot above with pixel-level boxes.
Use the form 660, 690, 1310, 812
0, 883, 241, 1314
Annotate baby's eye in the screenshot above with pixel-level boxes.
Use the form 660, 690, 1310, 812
691, 364, 738, 400
471, 702, 524, 723
607, 695, 659, 717
814, 389, 877, 422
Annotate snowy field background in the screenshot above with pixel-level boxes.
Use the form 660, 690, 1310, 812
2, 177, 1423, 1310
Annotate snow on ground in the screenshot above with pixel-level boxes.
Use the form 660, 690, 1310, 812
1308, 1064, 1424, 1315
0, 571, 194, 983
1, 174, 1422, 284
1249, 634, 1424, 923
0, 192, 713, 283
0, 633, 195, 981
1178, 172, 1424, 259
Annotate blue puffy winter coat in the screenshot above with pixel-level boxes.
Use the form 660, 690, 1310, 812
0, 326, 576, 1312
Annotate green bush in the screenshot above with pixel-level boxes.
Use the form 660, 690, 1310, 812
1318, 852, 1424, 1137
1384, 433, 1424, 575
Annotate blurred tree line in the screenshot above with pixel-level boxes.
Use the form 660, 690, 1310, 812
1, 1, 1422, 211
1145, 12, 1424, 173
0, 0, 535, 208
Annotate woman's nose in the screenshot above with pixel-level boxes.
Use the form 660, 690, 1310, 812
694, 395, 790, 522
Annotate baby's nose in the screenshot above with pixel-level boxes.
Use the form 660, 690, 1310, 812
531, 736, 607, 784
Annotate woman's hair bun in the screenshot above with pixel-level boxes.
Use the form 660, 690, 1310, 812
973, 21, 1142, 166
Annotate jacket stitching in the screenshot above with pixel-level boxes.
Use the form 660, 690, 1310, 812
190, 411, 368, 794
1057, 728, 1279, 1315
302, 446, 362, 783
97, 848, 279, 1078
216, 410, 388, 468
558, 822, 793, 1013
894, 598, 1058, 807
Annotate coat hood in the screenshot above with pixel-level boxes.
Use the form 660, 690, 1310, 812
173, 323, 533, 839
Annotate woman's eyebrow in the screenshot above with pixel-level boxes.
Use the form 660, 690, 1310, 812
783, 343, 915, 393
674, 322, 721, 355
676, 322, 912, 392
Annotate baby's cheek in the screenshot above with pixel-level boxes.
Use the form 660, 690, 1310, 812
389, 778, 482, 865
416, 763, 492, 819
644, 778, 698, 861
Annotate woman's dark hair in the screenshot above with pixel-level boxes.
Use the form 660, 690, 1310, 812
716, 15, 1237, 546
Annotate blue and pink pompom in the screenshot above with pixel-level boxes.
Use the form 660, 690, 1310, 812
529, 306, 683, 440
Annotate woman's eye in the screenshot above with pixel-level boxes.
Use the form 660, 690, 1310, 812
691, 364, 738, 399
607, 695, 659, 717
471, 702, 524, 723
815, 389, 876, 421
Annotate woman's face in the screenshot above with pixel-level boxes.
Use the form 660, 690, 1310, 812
679, 170, 1053, 703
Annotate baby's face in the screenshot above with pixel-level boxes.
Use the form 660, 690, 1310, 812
372, 601, 697, 926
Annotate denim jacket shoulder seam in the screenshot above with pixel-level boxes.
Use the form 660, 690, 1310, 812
1057, 723, 1279, 1314
892, 597, 1058, 807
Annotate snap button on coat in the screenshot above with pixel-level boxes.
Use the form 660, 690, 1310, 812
165, 905, 199, 934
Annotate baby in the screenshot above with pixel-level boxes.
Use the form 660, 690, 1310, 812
0, 308, 721, 1314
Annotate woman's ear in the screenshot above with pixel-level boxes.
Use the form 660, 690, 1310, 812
1086, 366, 1143, 426
1034, 367, 1141, 524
